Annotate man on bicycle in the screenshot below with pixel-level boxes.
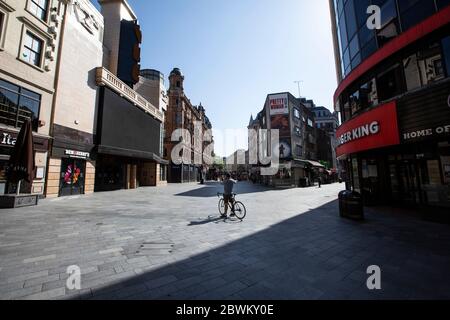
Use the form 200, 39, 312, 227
222, 173, 237, 217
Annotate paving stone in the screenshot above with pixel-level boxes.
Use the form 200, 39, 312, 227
1, 182, 449, 300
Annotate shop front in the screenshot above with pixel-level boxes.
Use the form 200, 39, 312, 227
0, 128, 49, 196
336, 101, 401, 205
337, 81, 450, 212
94, 87, 167, 192
46, 124, 95, 198
49, 148, 92, 197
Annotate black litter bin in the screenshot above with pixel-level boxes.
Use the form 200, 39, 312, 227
338, 190, 350, 217
339, 191, 364, 220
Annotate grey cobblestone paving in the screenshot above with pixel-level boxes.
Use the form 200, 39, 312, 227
1, 182, 450, 300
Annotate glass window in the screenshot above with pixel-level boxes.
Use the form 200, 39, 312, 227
358, 24, 376, 48
349, 34, 360, 59
336, 0, 344, 16
378, 0, 398, 28
403, 54, 422, 90
344, 0, 357, 40
338, 12, 348, 50
376, 64, 404, 101
351, 52, 361, 69
343, 47, 351, 71
417, 42, 445, 85
22, 32, 43, 67
436, 0, 450, 10
29, 0, 49, 21
350, 89, 360, 115
360, 38, 378, 60
376, 0, 399, 47
0, 79, 40, 131
442, 36, 450, 77
354, 0, 372, 28
398, 0, 436, 31
19, 95, 40, 130
293, 108, 300, 119
359, 79, 378, 110
295, 126, 301, 136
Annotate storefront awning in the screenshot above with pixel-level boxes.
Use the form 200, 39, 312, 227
97, 145, 169, 165
292, 160, 325, 168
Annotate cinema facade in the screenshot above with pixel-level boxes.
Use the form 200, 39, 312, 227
330, 0, 450, 212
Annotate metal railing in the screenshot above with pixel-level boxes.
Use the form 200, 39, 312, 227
95, 67, 164, 123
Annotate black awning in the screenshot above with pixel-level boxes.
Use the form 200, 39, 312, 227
292, 160, 325, 169
97, 145, 169, 165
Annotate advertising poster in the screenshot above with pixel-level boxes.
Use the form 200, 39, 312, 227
271, 114, 290, 137
269, 94, 289, 115
273, 139, 292, 160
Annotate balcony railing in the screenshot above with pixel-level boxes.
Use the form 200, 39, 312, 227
96, 67, 164, 123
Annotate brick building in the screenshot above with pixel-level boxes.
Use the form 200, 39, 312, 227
165, 68, 213, 183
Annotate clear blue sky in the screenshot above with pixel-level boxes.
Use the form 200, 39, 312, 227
92, 0, 337, 157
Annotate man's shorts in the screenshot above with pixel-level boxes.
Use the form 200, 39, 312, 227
223, 194, 233, 203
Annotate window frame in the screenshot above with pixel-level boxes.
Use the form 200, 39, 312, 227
0, 2, 13, 51
19, 28, 46, 70
27, 0, 50, 23
0, 78, 41, 132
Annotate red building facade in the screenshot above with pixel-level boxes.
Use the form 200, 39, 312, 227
330, 0, 450, 213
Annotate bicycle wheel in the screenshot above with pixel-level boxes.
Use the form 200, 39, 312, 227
218, 198, 226, 215
233, 201, 246, 220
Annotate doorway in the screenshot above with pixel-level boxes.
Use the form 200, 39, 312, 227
59, 158, 86, 196
389, 159, 428, 205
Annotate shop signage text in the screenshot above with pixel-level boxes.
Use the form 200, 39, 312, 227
336, 101, 400, 158
338, 121, 380, 145
1, 132, 17, 146
65, 149, 90, 159
269, 94, 288, 115
403, 125, 450, 141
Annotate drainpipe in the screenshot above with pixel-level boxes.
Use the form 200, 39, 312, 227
45, 0, 69, 198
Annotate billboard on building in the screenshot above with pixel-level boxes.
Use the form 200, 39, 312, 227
271, 114, 290, 137
273, 138, 292, 160
269, 94, 289, 115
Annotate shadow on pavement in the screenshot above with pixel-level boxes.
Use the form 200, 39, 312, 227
188, 216, 226, 226
71, 200, 450, 300
175, 181, 278, 198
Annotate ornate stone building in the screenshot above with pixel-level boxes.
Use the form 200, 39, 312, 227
165, 68, 213, 183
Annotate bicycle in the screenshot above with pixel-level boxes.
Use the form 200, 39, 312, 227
217, 193, 246, 221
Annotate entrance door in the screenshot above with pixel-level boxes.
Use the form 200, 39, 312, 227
391, 160, 422, 205
59, 158, 86, 196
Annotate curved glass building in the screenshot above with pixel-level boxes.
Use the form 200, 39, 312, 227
329, 0, 450, 211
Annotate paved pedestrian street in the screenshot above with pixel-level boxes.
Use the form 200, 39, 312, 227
0, 182, 449, 300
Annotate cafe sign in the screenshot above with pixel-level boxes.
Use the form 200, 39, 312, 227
1, 132, 17, 146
